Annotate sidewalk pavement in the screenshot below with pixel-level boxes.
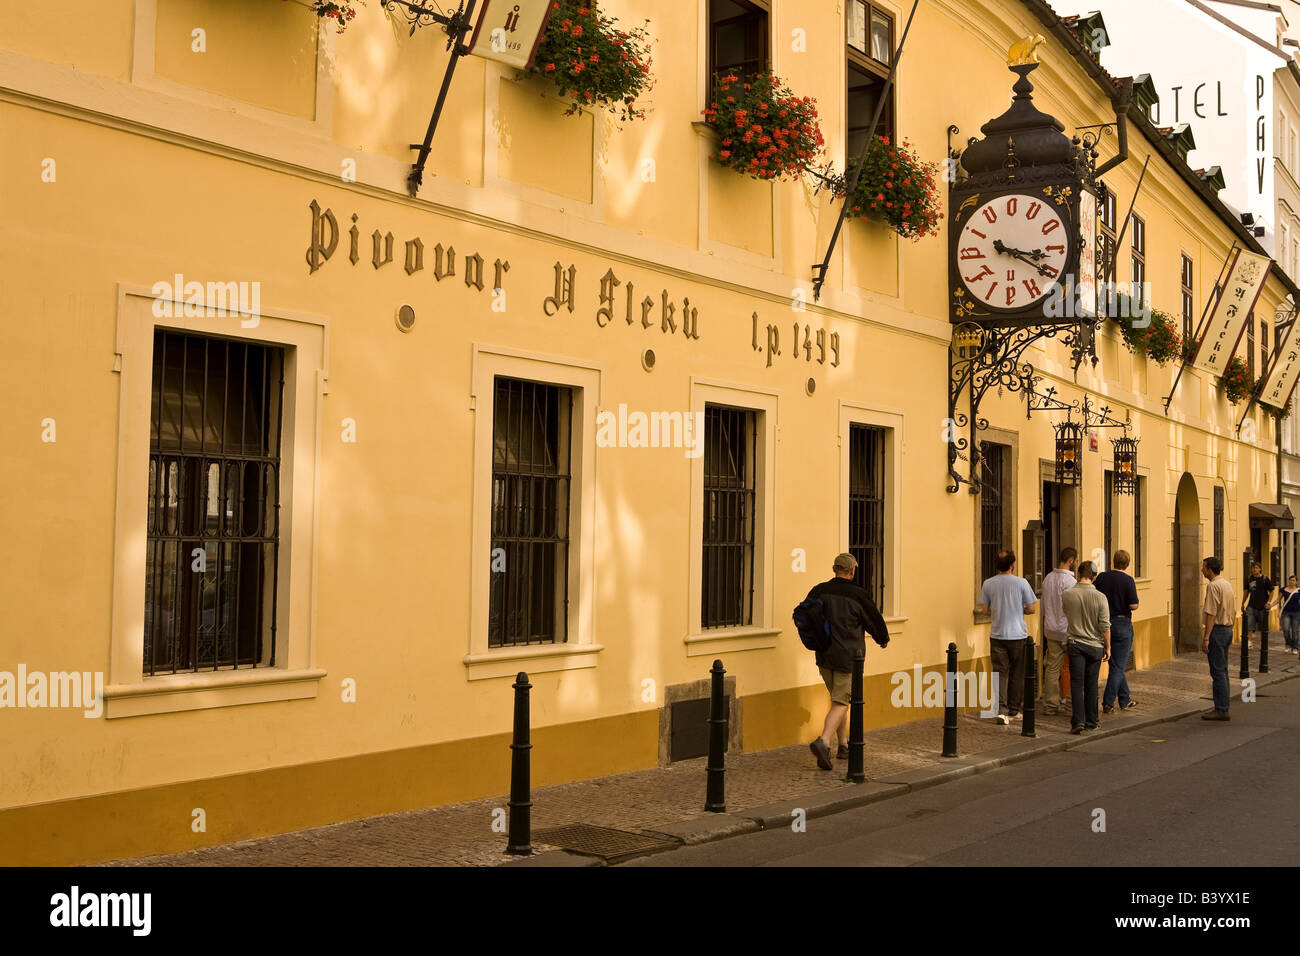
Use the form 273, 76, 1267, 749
106, 639, 1300, 867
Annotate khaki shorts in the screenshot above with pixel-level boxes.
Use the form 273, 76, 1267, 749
819, 666, 852, 705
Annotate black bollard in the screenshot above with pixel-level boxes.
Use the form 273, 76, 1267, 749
1239, 617, 1250, 680
846, 649, 866, 783
704, 659, 727, 812
1021, 637, 1037, 738
942, 642, 958, 758
505, 671, 532, 855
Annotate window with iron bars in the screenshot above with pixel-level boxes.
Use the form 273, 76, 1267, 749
145, 330, 284, 676
1214, 485, 1225, 562
978, 442, 1007, 583
702, 405, 756, 629
489, 377, 572, 648
849, 424, 886, 610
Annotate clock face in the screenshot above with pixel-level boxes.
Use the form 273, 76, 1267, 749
957, 193, 1071, 312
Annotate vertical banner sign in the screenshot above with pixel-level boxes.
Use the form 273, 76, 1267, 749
1191, 249, 1271, 377
1260, 311, 1300, 409
1078, 191, 1098, 318
467, 0, 555, 70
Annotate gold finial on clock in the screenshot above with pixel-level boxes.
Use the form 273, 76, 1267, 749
1007, 34, 1046, 66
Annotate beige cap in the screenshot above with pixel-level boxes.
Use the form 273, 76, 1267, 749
833, 552, 858, 573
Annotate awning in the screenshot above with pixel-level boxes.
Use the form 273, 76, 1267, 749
1249, 503, 1295, 530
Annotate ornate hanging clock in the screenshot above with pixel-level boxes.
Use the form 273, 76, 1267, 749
949, 47, 1100, 328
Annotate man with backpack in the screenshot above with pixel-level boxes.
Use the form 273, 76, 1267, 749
795, 553, 890, 770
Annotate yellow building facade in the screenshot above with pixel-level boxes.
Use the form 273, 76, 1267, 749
1, 0, 1293, 864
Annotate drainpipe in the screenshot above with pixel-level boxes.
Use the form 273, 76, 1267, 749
1094, 77, 1133, 179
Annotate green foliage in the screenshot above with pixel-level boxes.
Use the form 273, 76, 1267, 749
841, 136, 942, 240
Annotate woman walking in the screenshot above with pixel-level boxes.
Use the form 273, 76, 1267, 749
1268, 574, 1300, 655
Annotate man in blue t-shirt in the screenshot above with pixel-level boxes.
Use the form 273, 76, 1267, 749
978, 549, 1039, 724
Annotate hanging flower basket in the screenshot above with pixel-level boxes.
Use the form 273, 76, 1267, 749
529, 1, 654, 122
1221, 356, 1255, 405
1112, 303, 1182, 366
840, 136, 942, 240
702, 70, 825, 181
307, 0, 362, 33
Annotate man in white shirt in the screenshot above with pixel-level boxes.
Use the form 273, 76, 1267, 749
1039, 547, 1077, 716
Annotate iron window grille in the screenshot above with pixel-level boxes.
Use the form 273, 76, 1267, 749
489, 377, 572, 648
702, 404, 756, 629
849, 424, 886, 610
1214, 485, 1225, 562
1181, 254, 1194, 342
708, 0, 770, 84
145, 330, 284, 676
978, 441, 1007, 583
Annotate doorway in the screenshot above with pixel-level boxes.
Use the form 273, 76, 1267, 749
1041, 478, 1079, 580
1173, 473, 1201, 652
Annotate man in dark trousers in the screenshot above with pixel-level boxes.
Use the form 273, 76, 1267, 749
1242, 561, 1273, 652
1096, 549, 1140, 714
806, 553, 890, 770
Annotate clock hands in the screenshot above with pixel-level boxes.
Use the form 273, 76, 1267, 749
992, 239, 1056, 278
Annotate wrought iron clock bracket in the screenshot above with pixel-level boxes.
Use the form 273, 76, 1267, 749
947, 323, 1068, 494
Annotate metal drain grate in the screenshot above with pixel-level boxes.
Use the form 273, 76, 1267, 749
533, 825, 679, 863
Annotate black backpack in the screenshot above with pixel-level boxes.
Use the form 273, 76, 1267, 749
792, 596, 832, 653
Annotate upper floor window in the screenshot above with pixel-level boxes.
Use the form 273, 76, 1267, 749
1130, 215, 1145, 293
1099, 190, 1118, 286
846, 3, 896, 155
1262, 318, 1270, 378
709, 0, 770, 83
1181, 253, 1194, 341
146, 330, 285, 676
1249, 314, 1257, 379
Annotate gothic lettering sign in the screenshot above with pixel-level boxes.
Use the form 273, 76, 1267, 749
751, 313, 839, 369
466, 0, 555, 70
1260, 311, 1300, 410
305, 201, 703, 342
1190, 249, 1271, 377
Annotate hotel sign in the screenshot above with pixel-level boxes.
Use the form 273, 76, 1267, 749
1260, 308, 1300, 409
467, 0, 555, 71
1191, 249, 1270, 377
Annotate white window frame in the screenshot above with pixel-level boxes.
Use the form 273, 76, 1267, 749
838, 401, 905, 631
106, 285, 329, 717
686, 380, 779, 657
466, 346, 603, 680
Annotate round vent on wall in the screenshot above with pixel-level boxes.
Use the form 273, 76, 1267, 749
396, 304, 416, 333
641, 348, 656, 372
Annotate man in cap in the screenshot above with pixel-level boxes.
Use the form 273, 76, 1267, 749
805, 553, 890, 770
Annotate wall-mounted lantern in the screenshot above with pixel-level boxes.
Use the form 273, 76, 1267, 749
1054, 419, 1085, 486
1112, 433, 1139, 495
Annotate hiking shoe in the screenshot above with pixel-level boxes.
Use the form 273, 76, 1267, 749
1085, 723, 1098, 730
1009, 711, 1022, 721
1070, 724, 1084, 734
836, 744, 849, 760
1201, 710, 1231, 721
1102, 704, 1116, 714
995, 714, 1010, 725
810, 738, 833, 770
1041, 707, 1059, 716
1121, 700, 1139, 710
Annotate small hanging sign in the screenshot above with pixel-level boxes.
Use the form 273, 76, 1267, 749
467, 0, 556, 70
